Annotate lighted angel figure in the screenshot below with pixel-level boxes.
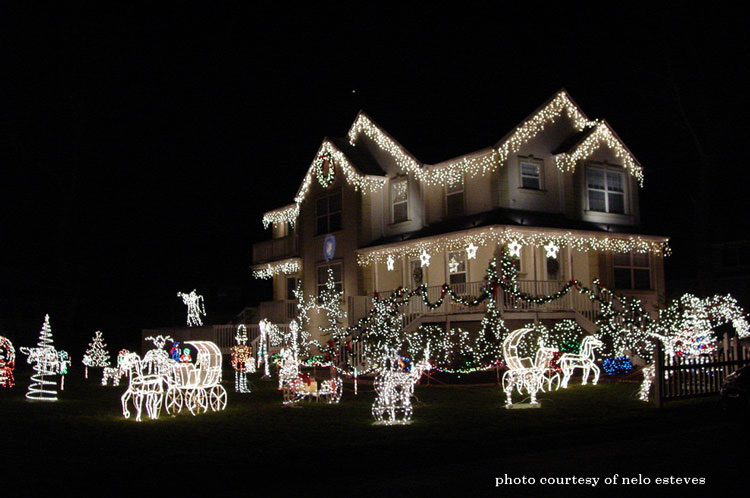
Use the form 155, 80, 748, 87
177, 290, 206, 326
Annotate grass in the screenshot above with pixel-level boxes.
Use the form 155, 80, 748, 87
2, 369, 746, 496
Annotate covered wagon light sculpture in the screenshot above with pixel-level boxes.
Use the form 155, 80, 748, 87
560, 336, 603, 388
231, 325, 255, 393
501, 328, 558, 408
164, 341, 227, 416
0, 336, 16, 388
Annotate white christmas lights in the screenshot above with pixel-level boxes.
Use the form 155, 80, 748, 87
544, 242, 559, 259
252, 258, 300, 280
357, 226, 669, 267
262, 203, 300, 230
386, 254, 395, 271
419, 249, 431, 267
507, 240, 522, 258
164, 341, 227, 416
177, 290, 206, 327
466, 242, 478, 260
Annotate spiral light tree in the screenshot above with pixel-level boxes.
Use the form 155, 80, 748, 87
82, 331, 110, 379
19, 315, 60, 401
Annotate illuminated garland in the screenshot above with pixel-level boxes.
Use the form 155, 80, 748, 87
252, 258, 300, 279
602, 356, 633, 375
0, 336, 16, 388
357, 226, 670, 267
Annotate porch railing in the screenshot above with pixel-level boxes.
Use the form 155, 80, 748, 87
252, 235, 299, 264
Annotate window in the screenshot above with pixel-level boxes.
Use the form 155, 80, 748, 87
587, 166, 625, 214
447, 250, 467, 284
613, 252, 651, 290
316, 191, 342, 235
391, 177, 408, 223
317, 262, 342, 298
520, 160, 542, 190
286, 277, 298, 300
445, 176, 464, 217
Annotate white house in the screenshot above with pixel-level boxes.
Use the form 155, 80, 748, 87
251, 90, 669, 348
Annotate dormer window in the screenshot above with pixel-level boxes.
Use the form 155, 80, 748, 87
587, 165, 625, 214
391, 177, 408, 224
445, 175, 464, 218
519, 158, 543, 190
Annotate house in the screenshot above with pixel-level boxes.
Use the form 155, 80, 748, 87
250, 90, 670, 355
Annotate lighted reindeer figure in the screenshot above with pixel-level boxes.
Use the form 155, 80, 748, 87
502, 328, 558, 407
102, 349, 132, 387
560, 335, 603, 388
372, 349, 431, 425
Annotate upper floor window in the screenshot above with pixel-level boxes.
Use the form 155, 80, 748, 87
587, 166, 625, 214
447, 250, 467, 284
613, 251, 650, 290
391, 177, 408, 224
519, 159, 543, 190
316, 191, 342, 235
445, 175, 464, 218
317, 262, 343, 298
286, 276, 298, 300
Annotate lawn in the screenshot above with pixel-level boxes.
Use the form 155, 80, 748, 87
2, 370, 745, 496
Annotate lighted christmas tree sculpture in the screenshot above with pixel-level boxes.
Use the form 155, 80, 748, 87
19, 315, 59, 401
82, 331, 110, 379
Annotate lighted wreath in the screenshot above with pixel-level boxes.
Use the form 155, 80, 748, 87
313, 151, 335, 188
0, 335, 16, 388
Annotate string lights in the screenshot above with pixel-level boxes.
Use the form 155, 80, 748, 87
372, 350, 431, 425
357, 226, 670, 267
252, 258, 300, 279
501, 328, 558, 406
559, 336, 602, 388
231, 325, 255, 393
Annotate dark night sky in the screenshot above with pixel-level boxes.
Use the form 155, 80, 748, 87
1, 4, 746, 352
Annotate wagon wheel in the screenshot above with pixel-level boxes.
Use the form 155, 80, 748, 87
209, 385, 227, 411
501, 370, 512, 392
165, 388, 183, 415
187, 388, 208, 415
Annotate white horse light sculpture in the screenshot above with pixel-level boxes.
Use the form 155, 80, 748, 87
120, 352, 165, 422
560, 336, 603, 388
502, 328, 557, 407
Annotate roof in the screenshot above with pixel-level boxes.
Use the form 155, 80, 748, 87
328, 137, 386, 176
552, 127, 596, 155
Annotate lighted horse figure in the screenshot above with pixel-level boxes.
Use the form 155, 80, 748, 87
371, 349, 431, 425
502, 328, 558, 407
560, 335, 603, 388
102, 349, 132, 387
120, 352, 165, 422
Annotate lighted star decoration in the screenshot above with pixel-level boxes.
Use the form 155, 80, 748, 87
507, 240, 522, 258
448, 257, 460, 274
466, 243, 478, 260
419, 249, 431, 267
386, 255, 395, 271
544, 242, 560, 259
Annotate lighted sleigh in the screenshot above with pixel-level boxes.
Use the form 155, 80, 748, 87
164, 341, 227, 415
